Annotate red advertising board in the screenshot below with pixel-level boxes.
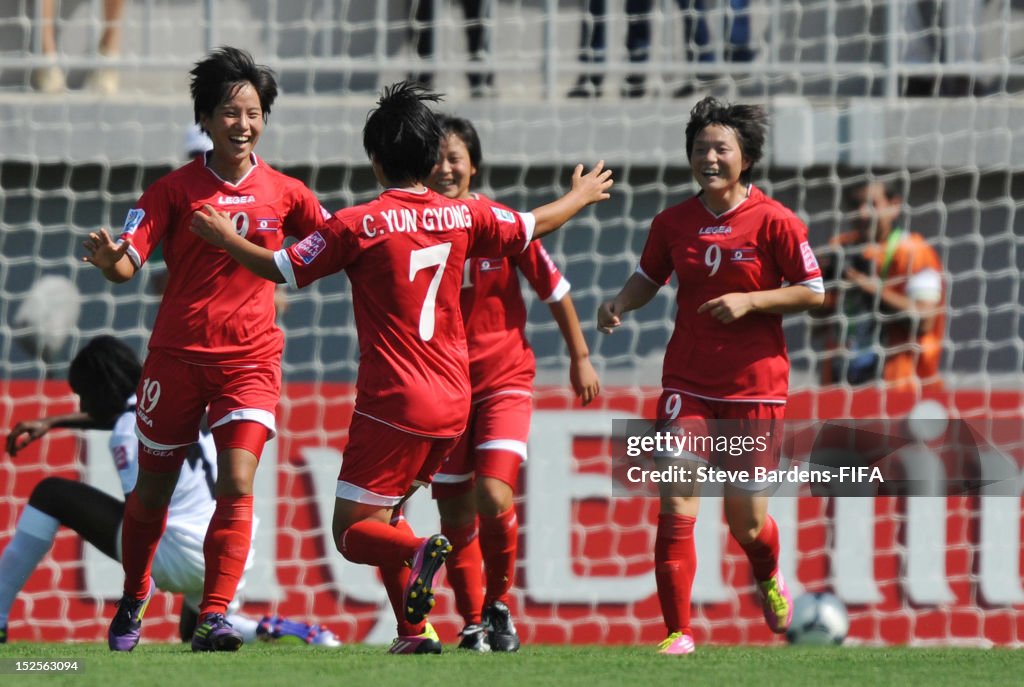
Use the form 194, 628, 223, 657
1, 380, 1021, 646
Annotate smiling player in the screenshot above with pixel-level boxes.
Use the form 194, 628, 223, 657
189, 82, 612, 654
598, 96, 823, 655
425, 115, 600, 652
83, 46, 329, 653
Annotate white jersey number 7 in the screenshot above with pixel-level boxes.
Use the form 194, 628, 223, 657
409, 242, 453, 341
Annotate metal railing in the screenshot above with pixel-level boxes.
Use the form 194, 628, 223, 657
4, 0, 1022, 98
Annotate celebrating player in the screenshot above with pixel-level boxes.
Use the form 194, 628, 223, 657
0, 336, 340, 648
598, 97, 824, 655
82, 47, 330, 652
425, 116, 600, 652
189, 81, 612, 654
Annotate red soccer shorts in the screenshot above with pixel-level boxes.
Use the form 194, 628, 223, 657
134, 348, 280, 452
655, 389, 784, 473
432, 391, 531, 499
337, 412, 461, 506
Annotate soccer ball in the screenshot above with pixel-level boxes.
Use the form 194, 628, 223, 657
13, 275, 82, 362
785, 592, 849, 646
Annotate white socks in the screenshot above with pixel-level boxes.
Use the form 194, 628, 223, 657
226, 613, 259, 643
0, 506, 60, 626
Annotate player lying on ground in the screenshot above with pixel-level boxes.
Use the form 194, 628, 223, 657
425, 115, 600, 652
190, 81, 613, 654
1, 336, 340, 647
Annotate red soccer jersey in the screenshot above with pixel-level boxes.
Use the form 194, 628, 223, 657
638, 185, 822, 402
275, 187, 536, 437
119, 155, 329, 364
461, 231, 569, 398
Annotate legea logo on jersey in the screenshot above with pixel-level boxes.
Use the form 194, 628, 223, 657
699, 225, 732, 235
217, 195, 255, 205
491, 206, 516, 223
256, 217, 281, 232
122, 208, 145, 234
294, 231, 326, 264
731, 247, 757, 262
479, 259, 503, 272
800, 241, 820, 272
319, 205, 332, 220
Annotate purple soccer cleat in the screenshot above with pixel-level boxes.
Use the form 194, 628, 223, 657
108, 579, 155, 652
256, 615, 341, 647
758, 570, 794, 634
191, 613, 244, 652
403, 534, 452, 625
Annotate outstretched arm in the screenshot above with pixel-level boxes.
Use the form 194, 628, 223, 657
6, 412, 105, 457
190, 204, 286, 283
530, 161, 613, 240
548, 295, 600, 406
83, 228, 136, 283
597, 273, 661, 334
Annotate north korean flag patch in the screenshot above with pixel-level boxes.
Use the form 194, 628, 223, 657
730, 247, 758, 262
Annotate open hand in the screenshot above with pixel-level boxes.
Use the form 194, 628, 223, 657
571, 160, 614, 206
82, 228, 130, 270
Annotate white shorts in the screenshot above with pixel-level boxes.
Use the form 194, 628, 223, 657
116, 514, 256, 612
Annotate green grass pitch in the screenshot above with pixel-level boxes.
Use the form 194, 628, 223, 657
1, 643, 1020, 686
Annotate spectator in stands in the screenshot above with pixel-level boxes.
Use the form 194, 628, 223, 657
32, 0, 126, 94
568, 0, 652, 98
568, 0, 754, 99
901, 0, 988, 96
814, 180, 945, 393
409, 0, 495, 98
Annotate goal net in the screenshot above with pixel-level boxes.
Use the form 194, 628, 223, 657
1, 0, 1022, 647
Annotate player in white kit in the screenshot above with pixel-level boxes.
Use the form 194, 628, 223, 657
1, 336, 339, 647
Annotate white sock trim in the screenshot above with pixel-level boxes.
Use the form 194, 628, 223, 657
16, 505, 60, 541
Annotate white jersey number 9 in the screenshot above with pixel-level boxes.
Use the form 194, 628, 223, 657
231, 211, 250, 239
704, 244, 722, 277
664, 392, 683, 420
